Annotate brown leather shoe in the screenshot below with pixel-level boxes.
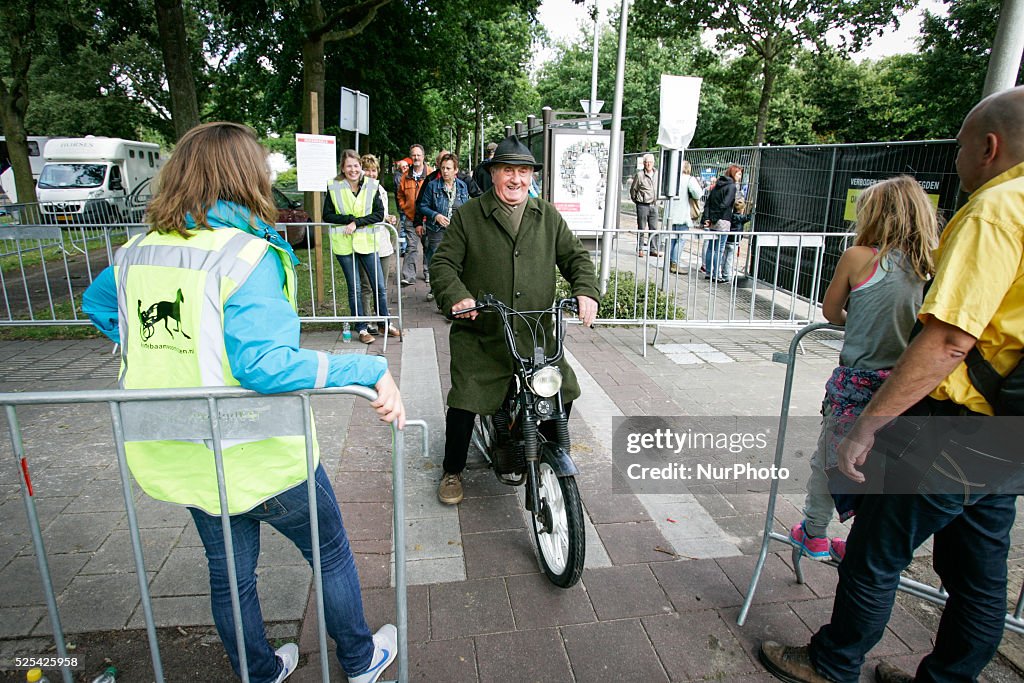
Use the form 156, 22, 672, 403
358, 330, 375, 344
759, 641, 834, 682
387, 325, 402, 338
437, 472, 463, 505
875, 661, 914, 683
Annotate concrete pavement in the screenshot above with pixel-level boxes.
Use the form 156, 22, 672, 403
1, 269, 1023, 682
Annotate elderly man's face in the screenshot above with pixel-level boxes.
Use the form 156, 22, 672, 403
643, 158, 654, 172
491, 164, 533, 205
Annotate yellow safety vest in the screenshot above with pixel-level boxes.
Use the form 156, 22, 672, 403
328, 177, 382, 255
112, 227, 317, 514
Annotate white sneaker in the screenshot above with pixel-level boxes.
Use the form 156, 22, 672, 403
348, 624, 398, 683
272, 643, 299, 682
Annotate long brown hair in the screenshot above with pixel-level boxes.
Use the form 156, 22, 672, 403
146, 122, 276, 237
853, 175, 939, 280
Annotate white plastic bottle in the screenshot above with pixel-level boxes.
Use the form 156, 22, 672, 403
342, 322, 352, 343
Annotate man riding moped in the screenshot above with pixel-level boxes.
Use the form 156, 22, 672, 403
428, 135, 600, 506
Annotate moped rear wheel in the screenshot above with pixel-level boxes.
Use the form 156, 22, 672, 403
532, 448, 585, 588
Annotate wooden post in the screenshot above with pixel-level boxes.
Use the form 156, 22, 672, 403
310, 91, 326, 305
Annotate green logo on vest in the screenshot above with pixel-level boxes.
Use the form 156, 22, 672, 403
138, 289, 192, 342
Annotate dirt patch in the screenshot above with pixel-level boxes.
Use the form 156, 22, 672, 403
0, 625, 296, 681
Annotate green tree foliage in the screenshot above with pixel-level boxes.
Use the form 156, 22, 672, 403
632, 0, 914, 145
535, 20, 717, 150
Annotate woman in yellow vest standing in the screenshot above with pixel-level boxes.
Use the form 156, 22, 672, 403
325, 149, 393, 344
82, 123, 402, 683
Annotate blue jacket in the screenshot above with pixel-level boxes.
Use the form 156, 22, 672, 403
83, 203, 387, 393
417, 177, 469, 232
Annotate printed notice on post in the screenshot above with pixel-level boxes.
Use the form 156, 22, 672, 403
296, 134, 337, 192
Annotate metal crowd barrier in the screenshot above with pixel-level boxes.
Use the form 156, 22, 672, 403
572, 226, 853, 352
736, 322, 1024, 635
0, 221, 406, 337
2, 385, 427, 682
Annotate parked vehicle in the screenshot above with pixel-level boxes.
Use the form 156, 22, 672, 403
126, 180, 308, 248
465, 295, 586, 588
0, 135, 56, 203
36, 137, 162, 224
272, 187, 309, 247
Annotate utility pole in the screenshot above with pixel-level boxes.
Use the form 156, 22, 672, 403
599, 0, 630, 294
982, 0, 1024, 96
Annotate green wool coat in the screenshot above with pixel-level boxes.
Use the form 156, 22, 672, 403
429, 189, 601, 415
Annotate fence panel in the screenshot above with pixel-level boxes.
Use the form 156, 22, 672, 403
1, 385, 424, 682
0, 221, 406, 336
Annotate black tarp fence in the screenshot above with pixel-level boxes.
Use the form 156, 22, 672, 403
684, 140, 960, 303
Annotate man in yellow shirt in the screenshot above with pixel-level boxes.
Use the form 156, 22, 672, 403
760, 85, 1024, 682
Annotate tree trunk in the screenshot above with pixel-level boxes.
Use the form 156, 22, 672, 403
154, 0, 200, 140
754, 58, 778, 146
474, 91, 483, 166
0, 79, 36, 207
301, 36, 326, 137
455, 124, 464, 163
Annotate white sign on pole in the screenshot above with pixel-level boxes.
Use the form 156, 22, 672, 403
295, 133, 337, 192
656, 75, 702, 150
340, 87, 370, 135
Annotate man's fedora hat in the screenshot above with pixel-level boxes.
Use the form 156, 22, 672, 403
487, 135, 542, 170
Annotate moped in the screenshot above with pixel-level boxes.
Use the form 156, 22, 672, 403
461, 294, 586, 588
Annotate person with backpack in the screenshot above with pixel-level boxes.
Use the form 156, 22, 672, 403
666, 160, 703, 274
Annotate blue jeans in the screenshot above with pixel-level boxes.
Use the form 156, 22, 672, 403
336, 252, 390, 333
668, 224, 690, 265
423, 228, 445, 280
703, 233, 728, 278
190, 465, 375, 682
809, 488, 1015, 682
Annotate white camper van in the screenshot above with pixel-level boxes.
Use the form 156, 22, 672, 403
0, 136, 55, 204
36, 137, 163, 223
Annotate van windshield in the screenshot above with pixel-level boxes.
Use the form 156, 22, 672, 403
38, 163, 107, 189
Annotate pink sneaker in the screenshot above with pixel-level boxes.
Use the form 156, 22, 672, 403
789, 521, 831, 561
830, 538, 846, 562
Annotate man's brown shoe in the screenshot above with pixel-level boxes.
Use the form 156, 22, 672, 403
875, 661, 914, 683
759, 641, 834, 683
437, 472, 463, 505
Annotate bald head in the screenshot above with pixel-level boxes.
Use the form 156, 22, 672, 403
956, 85, 1024, 193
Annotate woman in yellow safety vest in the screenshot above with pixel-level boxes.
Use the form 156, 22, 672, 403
82, 122, 402, 683
324, 149, 394, 344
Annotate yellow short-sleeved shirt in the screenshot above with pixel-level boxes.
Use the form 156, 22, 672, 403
922, 161, 1024, 415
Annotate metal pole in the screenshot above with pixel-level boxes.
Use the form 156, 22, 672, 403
983, 0, 1024, 96
599, 0, 630, 295
590, 2, 600, 115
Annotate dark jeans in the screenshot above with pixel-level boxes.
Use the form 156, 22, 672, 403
809, 488, 1015, 682
335, 252, 390, 334
189, 465, 374, 681
444, 402, 573, 474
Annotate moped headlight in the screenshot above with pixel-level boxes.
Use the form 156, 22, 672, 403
531, 366, 562, 398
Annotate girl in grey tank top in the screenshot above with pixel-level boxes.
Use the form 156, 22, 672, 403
791, 175, 940, 561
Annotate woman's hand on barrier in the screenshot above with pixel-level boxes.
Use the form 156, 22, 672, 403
577, 295, 598, 327
451, 298, 479, 320
373, 370, 406, 429
345, 222, 357, 235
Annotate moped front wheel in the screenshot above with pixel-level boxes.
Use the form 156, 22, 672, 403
532, 447, 585, 588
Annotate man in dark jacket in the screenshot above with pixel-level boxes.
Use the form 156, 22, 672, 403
701, 164, 742, 282
471, 142, 498, 197
429, 136, 600, 505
